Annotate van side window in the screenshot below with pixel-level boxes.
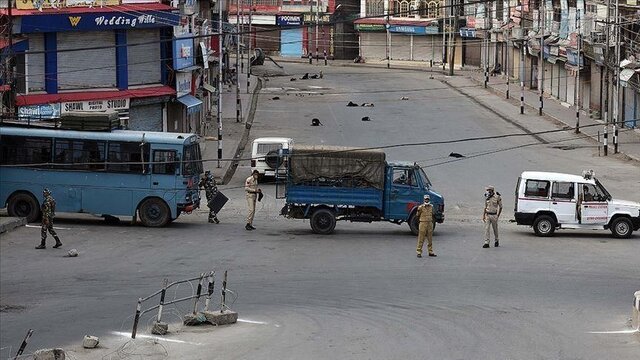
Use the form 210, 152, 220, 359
552, 182, 574, 200
525, 180, 550, 198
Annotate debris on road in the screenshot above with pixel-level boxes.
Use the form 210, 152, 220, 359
311, 118, 323, 126
82, 335, 99, 349
361, 116, 371, 121
361, 103, 374, 107
346, 101, 358, 107
449, 152, 465, 158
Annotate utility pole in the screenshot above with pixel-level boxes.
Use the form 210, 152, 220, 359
385, 0, 390, 69
240, 0, 244, 74
247, 0, 252, 94
442, 0, 447, 72
575, 8, 581, 133
538, 0, 545, 115
603, 0, 610, 156
217, 0, 224, 167
448, 0, 456, 76
315, 0, 320, 64
235, 0, 241, 123
613, 0, 620, 153
4, 0, 15, 118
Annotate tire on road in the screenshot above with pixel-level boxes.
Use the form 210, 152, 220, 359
310, 208, 336, 235
138, 198, 171, 227
408, 214, 435, 236
7, 192, 41, 223
533, 214, 556, 237
610, 217, 633, 238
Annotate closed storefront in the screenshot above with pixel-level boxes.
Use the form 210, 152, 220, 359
254, 26, 281, 54
624, 86, 638, 128
128, 101, 163, 132
281, 29, 303, 57
57, 31, 117, 90
464, 37, 482, 67
128, 29, 161, 85
26, 33, 45, 92
558, 64, 567, 102
390, 33, 411, 60
359, 32, 387, 61
413, 35, 440, 62
566, 67, 576, 106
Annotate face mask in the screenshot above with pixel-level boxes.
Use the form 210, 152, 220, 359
484, 192, 492, 198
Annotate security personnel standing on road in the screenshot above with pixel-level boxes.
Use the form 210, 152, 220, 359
416, 194, 436, 258
199, 170, 220, 224
482, 185, 503, 248
244, 170, 262, 231
36, 188, 62, 250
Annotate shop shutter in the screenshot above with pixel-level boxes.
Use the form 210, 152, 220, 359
254, 26, 280, 54
128, 104, 163, 131
390, 33, 411, 60
57, 31, 117, 90
413, 35, 440, 62
464, 38, 482, 67
360, 33, 387, 61
128, 29, 161, 85
558, 65, 567, 102
27, 33, 45, 92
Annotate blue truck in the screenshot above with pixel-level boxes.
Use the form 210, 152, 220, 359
277, 145, 444, 234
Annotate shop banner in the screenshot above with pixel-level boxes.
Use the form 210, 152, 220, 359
277, 15, 302, 26
388, 25, 438, 35
61, 98, 129, 114
176, 71, 192, 98
18, 0, 119, 10
173, 35, 195, 70
21, 9, 179, 33
355, 24, 386, 32
18, 104, 61, 120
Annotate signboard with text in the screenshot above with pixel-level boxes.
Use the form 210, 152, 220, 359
17, 0, 119, 10
388, 25, 438, 35
18, 103, 61, 120
175, 72, 192, 98
21, 10, 179, 33
173, 35, 195, 70
276, 15, 302, 26
61, 98, 129, 114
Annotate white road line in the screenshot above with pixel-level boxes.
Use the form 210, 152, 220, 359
25, 224, 73, 230
111, 331, 203, 345
587, 329, 638, 334
237, 319, 269, 325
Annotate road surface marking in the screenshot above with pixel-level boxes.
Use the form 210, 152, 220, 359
111, 331, 203, 345
587, 329, 638, 334
26, 224, 73, 230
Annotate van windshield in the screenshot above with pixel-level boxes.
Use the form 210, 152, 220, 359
418, 167, 432, 189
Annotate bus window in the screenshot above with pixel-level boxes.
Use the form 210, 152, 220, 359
182, 144, 203, 176
108, 142, 150, 173
54, 139, 106, 170
153, 150, 178, 175
0, 135, 52, 166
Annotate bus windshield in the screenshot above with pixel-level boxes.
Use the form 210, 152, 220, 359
182, 144, 203, 176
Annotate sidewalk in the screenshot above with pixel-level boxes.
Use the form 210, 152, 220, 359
271, 56, 640, 163
0, 210, 27, 234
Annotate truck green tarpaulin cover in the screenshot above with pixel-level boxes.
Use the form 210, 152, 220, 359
289, 145, 386, 189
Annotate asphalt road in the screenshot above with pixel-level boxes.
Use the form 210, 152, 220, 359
1, 63, 639, 359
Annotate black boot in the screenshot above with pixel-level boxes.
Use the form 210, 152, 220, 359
53, 237, 62, 248
245, 223, 253, 231
35, 240, 46, 249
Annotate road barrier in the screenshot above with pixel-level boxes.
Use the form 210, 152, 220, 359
131, 270, 231, 339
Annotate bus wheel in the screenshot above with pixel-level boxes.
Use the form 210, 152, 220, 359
310, 208, 336, 235
139, 198, 170, 227
8, 193, 41, 223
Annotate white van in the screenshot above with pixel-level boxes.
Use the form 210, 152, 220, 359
250, 137, 293, 179
514, 171, 640, 238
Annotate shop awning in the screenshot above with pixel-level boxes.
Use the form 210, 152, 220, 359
177, 95, 202, 115
16, 85, 176, 106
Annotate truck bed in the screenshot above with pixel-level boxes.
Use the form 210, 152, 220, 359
286, 185, 383, 209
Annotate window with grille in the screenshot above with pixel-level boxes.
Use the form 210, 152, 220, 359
366, 0, 385, 16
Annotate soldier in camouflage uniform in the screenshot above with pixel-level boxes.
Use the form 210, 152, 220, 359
199, 171, 220, 223
36, 188, 62, 249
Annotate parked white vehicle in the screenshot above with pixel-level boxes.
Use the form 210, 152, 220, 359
514, 170, 640, 238
250, 137, 293, 179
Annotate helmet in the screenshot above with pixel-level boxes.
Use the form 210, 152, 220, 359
43, 188, 51, 196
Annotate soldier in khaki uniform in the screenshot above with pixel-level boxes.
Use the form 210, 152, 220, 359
482, 185, 502, 248
244, 170, 262, 231
416, 194, 437, 258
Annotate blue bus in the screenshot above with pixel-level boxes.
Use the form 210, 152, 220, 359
0, 126, 202, 227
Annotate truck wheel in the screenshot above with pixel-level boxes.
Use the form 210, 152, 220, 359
533, 215, 555, 237
409, 214, 419, 235
310, 209, 336, 235
139, 198, 170, 227
7, 192, 41, 223
610, 217, 633, 238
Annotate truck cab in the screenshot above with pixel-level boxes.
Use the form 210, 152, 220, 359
386, 162, 444, 234
515, 170, 640, 238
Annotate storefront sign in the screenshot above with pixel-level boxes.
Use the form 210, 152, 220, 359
388, 25, 438, 35
176, 72, 193, 98
459, 28, 476, 38
21, 10, 179, 33
61, 98, 130, 114
228, 15, 276, 25
277, 15, 302, 26
18, 0, 118, 10
18, 103, 61, 120
303, 13, 331, 24
566, 49, 584, 66
173, 35, 195, 70
355, 24, 386, 32
183, 0, 197, 15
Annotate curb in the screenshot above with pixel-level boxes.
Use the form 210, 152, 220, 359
0, 217, 27, 234
222, 77, 264, 185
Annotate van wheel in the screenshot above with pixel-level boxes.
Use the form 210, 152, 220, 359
533, 215, 556, 237
7, 193, 41, 223
310, 209, 336, 235
408, 214, 419, 235
610, 217, 633, 238
139, 198, 170, 227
